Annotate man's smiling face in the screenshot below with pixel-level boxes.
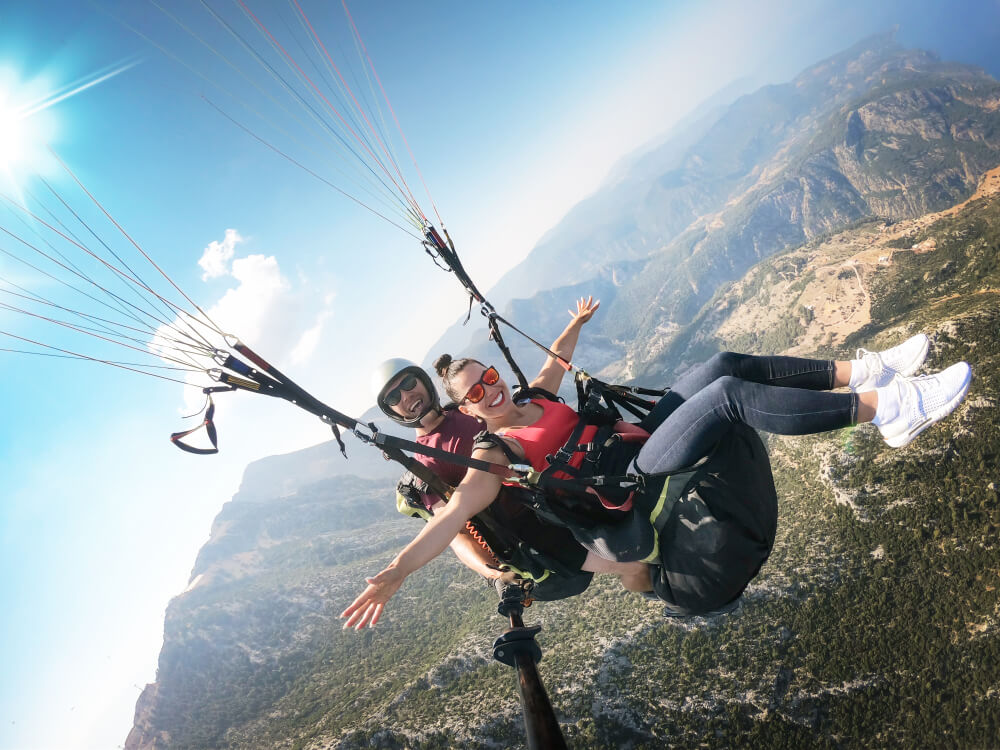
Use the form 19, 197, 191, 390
385, 372, 431, 422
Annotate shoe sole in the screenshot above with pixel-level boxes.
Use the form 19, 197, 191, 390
884, 364, 972, 448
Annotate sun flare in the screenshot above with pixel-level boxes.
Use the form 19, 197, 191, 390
0, 60, 137, 188
0, 98, 27, 168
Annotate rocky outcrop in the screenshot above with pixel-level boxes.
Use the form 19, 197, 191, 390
124, 682, 169, 750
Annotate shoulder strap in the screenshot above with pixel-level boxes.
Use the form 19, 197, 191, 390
381, 444, 454, 502
473, 430, 524, 465
511, 386, 562, 403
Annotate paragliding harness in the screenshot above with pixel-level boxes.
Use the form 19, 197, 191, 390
484, 375, 658, 509
469, 373, 665, 563
474, 373, 779, 617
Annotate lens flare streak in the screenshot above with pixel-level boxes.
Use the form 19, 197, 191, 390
0, 57, 139, 177
16, 58, 141, 119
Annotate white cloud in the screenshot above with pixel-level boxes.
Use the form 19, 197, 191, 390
197, 228, 242, 280
209, 253, 291, 342
289, 306, 333, 366
152, 231, 337, 422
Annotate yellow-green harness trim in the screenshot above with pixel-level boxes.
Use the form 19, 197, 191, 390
640, 475, 671, 563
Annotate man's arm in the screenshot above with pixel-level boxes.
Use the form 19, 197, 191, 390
430, 500, 501, 580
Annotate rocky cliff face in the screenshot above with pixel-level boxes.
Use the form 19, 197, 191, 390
126, 474, 412, 750
607, 47, 1000, 376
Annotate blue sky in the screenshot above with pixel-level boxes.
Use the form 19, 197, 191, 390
1, 1, 999, 748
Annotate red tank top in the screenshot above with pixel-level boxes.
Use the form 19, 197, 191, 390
500, 399, 598, 472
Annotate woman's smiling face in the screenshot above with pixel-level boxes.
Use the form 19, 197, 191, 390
454, 362, 512, 421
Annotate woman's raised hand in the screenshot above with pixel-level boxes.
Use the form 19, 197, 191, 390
569, 295, 600, 325
340, 566, 406, 630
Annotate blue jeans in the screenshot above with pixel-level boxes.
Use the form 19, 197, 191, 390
634, 352, 858, 474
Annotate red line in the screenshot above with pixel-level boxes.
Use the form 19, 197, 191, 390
235, 0, 419, 217
290, 0, 426, 222
341, 0, 442, 227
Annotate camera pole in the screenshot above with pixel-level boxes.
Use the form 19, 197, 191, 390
492, 582, 568, 750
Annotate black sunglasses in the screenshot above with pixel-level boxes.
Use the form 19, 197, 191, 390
384, 374, 419, 407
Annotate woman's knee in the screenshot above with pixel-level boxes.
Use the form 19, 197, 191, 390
700, 376, 750, 420
707, 374, 744, 399
582, 552, 648, 578
707, 351, 747, 378
619, 565, 653, 592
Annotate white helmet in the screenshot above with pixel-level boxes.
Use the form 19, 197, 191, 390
371, 357, 441, 426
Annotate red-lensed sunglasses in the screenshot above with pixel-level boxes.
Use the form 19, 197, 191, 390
461, 365, 500, 404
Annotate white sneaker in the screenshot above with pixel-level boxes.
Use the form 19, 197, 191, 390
877, 362, 972, 448
852, 333, 930, 392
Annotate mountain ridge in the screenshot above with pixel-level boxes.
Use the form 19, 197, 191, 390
429, 32, 1000, 389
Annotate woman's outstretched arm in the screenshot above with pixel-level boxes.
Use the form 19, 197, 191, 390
530, 296, 600, 394
340, 446, 507, 629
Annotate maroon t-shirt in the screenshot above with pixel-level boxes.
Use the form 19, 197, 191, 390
414, 409, 484, 510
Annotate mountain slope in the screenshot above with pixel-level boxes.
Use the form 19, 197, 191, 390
127, 165, 1000, 750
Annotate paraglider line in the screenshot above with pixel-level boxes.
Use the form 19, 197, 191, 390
234, 0, 424, 220
290, 0, 427, 222
49, 151, 228, 342
202, 97, 423, 238
341, 0, 443, 227
0, 330, 205, 386
189, 0, 417, 222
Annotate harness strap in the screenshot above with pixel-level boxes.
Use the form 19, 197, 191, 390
374, 429, 524, 479
486, 313, 530, 393
205, 349, 525, 477
220, 345, 525, 477
170, 344, 667, 515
